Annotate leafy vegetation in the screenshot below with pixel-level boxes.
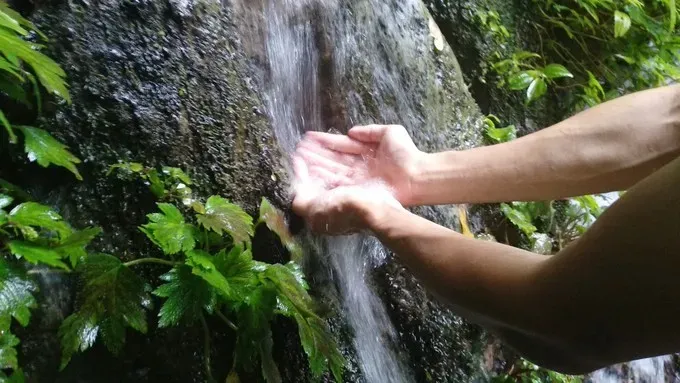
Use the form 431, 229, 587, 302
481, 0, 680, 106
0, 2, 81, 180
492, 359, 583, 383
1, 162, 344, 382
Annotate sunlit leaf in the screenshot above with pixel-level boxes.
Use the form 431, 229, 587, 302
500, 203, 537, 236
9, 201, 71, 238
542, 64, 573, 79
485, 124, 517, 144
526, 78, 547, 103
16, 126, 82, 180
508, 71, 534, 90
615, 11, 632, 37
259, 198, 303, 261
162, 166, 193, 185
196, 196, 253, 246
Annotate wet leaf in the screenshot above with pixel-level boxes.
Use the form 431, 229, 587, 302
0, 259, 38, 327
526, 78, 547, 102
542, 64, 573, 79
258, 198, 303, 261
17, 126, 82, 180
57, 227, 102, 267
0, 109, 16, 143
153, 265, 217, 327
59, 254, 149, 368
214, 246, 257, 302
9, 202, 71, 238
507, 71, 534, 90
196, 196, 253, 246
140, 203, 196, 255
0, 194, 12, 209
8, 241, 69, 270
185, 250, 232, 300
484, 124, 517, 144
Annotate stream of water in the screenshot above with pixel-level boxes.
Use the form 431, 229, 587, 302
263, 0, 410, 382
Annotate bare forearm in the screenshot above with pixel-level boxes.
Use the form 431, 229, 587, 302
367, 205, 549, 334
410, 85, 680, 204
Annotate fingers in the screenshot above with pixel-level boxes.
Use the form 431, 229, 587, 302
296, 146, 354, 175
348, 124, 401, 143
297, 139, 361, 168
304, 131, 373, 155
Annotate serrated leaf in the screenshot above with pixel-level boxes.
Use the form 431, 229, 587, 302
542, 64, 573, 79
259, 198, 303, 261
59, 254, 149, 368
265, 264, 317, 319
295, 314, 345, 381
140, 203, 195, 255
526, 78, 547, 103
0, 259, 38, 327
615, 11, 632, 37
196, 196, 253, 246
214, 246, 257, 302
16, 126, 82, 180
0, 330, 19, 370
58, 310, 99, 369
8, 241, 69, 270
259, 326, 282, 383
9, 202, 71, 238
0, 109, 16, 144
234, 285, 278, 370
507, 71, 534, 90
153, 265, 217, 327
185, 250, 233, 300
57, 227, 102, 268
500, 203, 537, 236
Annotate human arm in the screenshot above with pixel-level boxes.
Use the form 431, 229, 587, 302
349, 154, 680, 373
298, 85, 680, 205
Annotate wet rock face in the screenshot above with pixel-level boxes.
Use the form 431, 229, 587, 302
7, 0, 488, 381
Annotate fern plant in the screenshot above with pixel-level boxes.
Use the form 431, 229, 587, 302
0, 1, 81, 179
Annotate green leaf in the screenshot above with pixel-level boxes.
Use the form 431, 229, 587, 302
5, 368, 26, 383
233, 285, 278, 371
214, 246, 257, 302
185, 250, 233, 300
0, 194, 12, 209
59, 254, 149, 368
196, 196, 254, 246
542, 64, 573, 79
162, 166, 193, 185
153, 265, 217, 327
140, 203, 196, 255
615, 11, 632, 37
512, 51, 541, 61
16, 126, 82, 180
526, 78, 547, 103
0, 109, 16, 144
0, 259, 38, 327
107, 162, 145, 176
500, 203, 537, 237
259, 326, 282, 383
8, 241, 69, 270
56, 227, 102, 268
258, 198, 303, 261
58, 310, 99, 370
9, 201, 71, 238
485, 124, 517, 144
507, 71, 534, 90
0, 330, 19, 370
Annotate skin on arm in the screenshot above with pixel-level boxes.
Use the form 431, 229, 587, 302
297, 84, 680, 206
356, 154, 680, 373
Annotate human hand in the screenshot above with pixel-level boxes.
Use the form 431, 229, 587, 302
294, 125, 424, 206
291, 155, 402, 235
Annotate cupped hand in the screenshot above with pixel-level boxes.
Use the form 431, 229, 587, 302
294, 125, 423, 206
291, 155, 402, 235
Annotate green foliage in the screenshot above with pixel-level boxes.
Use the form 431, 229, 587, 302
477, 10, 510, 41
17, 126, 82, 180
196, 196, 253, 247
154, 265, 217, 327
59, 254, 149, 368
492, 359, 583, 383
0, 2, 82, 179
108, 163, 194, 201
140, 203, 196, 255
259, 197, 303, 261
495, 52, 573, 104
483, 115, 517, 144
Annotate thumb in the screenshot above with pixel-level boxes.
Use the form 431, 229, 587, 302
348, 124, 389, 143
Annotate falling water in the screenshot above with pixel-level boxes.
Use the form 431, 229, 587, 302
263, 0, 410, 381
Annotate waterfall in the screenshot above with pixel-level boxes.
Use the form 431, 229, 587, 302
263, 0, 411, 381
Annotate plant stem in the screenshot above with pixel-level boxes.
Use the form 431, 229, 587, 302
200, 314, 216, 383
216, 310, 239, 331
123, 258, 178, 268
